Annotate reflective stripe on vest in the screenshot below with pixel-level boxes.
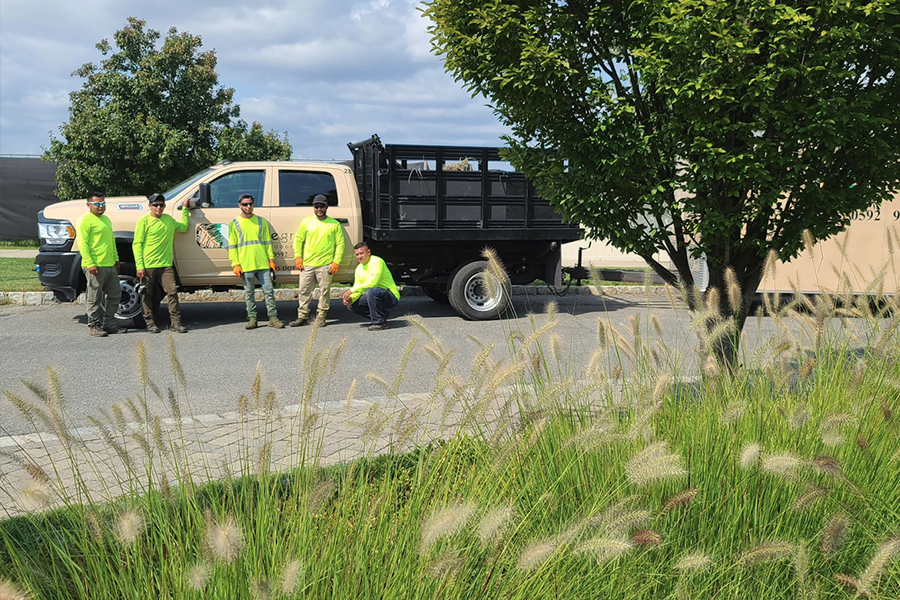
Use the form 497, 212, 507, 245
230, 217, 272, 249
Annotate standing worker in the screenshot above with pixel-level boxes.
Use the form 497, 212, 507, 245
76, 192, 122, 337
228, 193, 284, 329
290, 194, 345, 328
342, 242, 400, 330
133, 193, 191, 333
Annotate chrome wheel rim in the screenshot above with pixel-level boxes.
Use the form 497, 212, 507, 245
463, 272, 503, 312
117, 275, 142, 319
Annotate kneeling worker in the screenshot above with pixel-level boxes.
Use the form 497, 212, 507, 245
133, 193, 191, 333
342, 242, 399, 330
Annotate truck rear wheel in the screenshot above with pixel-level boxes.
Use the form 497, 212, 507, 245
421, 283, 451, 304
448, 260, 511, 320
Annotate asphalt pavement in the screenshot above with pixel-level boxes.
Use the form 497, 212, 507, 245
1, 292, 786, 436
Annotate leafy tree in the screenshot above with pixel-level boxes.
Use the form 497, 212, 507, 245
425, 0, 900, 364
44, 17, 291, 200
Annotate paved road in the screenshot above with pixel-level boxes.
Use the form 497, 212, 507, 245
0, 249, 39, 259
1, 291, 792, 436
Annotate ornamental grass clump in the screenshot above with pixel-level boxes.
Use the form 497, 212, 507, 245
1, 260, 900, 598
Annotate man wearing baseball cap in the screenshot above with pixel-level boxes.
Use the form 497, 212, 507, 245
290, 194, 345, 327
132, 193, 191, 333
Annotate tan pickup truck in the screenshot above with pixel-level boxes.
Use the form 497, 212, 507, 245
35, 136, 582, 326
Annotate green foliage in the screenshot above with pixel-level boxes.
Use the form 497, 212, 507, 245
0, 240, 40, 249
424, 0, 900, 328
43, 17, 291, 201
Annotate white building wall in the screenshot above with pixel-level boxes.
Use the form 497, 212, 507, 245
561, 237, 662, 269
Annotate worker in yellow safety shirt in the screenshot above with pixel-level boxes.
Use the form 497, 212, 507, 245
342, 241, 400, 331
133, 193, 191, 333
228, 193, 284, 329
290, 194, 345, 328
76, 192, 122, 337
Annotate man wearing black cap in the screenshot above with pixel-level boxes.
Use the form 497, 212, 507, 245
132, 193, 191, 332
290, 194, 345, 327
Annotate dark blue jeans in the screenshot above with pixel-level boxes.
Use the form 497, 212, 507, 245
347, 288, 398, 325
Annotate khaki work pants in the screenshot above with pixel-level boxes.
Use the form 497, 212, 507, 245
297, 265, 332, 320
85, 266, 122, 329
141, 266, 181, 326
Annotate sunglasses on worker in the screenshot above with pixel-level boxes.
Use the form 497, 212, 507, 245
90, 201, 106, 207
150, 202, 165, 207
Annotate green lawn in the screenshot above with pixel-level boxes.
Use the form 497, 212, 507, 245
0, 257, 43, 292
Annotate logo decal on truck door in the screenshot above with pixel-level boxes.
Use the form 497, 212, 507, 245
196, 223, 229, 250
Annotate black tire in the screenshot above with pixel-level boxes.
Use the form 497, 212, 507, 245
114, 263, 159, 329
448, 260, 511, 320
421, 283, 451, 304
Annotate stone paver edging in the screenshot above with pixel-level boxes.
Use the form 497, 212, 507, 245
0, 391, 519, 517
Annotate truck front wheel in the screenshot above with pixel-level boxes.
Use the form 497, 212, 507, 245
448, 260, 511, 320
115, 262, 158, 329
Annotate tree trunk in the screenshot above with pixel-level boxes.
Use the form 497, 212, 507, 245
704, 262, 765, 370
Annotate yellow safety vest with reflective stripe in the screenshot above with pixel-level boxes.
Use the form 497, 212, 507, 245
228, 215, 274, 272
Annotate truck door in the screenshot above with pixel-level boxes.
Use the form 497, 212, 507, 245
270, 167, 357, 282
175, 168, 270, 283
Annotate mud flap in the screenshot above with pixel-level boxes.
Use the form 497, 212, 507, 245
544, 247, 563, 287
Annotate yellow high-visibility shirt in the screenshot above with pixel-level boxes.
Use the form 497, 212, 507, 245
350, 255, 400, 302
293, 215, 345, 268
133, 207, 190, 269
228, 215, 274, 272
76, 213, 119, 268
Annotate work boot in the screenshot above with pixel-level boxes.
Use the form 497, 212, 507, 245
268, 317, 285, 329
289, 317, 309, 327
170, 322, 187, 333
314, 315, 327, 328
368, 323, 387, 331
146, 322, 161, 334
88, 326, 108, 337
246, 318, 258, 330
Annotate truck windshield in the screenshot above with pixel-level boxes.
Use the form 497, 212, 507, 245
163, 168, 215, 200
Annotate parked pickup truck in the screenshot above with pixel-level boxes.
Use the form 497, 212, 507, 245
35, 135, 582, 326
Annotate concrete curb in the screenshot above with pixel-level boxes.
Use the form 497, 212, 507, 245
0, 284, 670, 307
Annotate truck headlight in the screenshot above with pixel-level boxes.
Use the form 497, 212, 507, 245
38, 220, 75, 246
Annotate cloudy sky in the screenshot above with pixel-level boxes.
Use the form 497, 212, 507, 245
0, 0, 509, 159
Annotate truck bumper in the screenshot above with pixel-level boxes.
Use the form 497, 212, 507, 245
35, 251, 82, 302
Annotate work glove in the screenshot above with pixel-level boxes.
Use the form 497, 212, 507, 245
233, 266, 243, 277
295, 257, 303, 270
269, 260, 277, 271
329, 262, 339, 275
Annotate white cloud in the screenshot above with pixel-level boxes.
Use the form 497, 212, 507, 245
0, 0, 508, 157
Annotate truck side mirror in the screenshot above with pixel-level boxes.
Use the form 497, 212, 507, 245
197, 183, 213, 208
